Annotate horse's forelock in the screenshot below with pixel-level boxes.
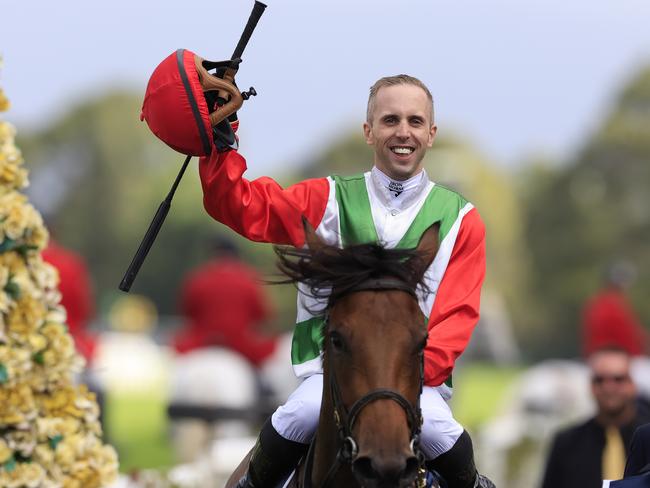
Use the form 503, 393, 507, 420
274, 243, 430, 305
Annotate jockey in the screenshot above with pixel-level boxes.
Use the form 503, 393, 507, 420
199, 75, 493, 488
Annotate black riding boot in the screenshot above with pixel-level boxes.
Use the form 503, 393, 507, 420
426, 430, 495, 488
235, 418, 309, 488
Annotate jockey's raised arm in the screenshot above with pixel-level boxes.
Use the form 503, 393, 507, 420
199, 149, 330, 247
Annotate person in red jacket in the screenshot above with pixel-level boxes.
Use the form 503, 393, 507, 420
582, 262, 649, 358
42, 239, 97, 364
172, 236, 277, 368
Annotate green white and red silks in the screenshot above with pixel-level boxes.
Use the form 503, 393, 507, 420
199, 150, 486, 390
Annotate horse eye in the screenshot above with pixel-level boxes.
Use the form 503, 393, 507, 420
329, 332, 345, 352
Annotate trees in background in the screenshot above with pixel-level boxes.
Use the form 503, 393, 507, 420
15, 66, 650, 359
523, 67, 650, 357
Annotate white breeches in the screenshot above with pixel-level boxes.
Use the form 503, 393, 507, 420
270, 374, 464, 460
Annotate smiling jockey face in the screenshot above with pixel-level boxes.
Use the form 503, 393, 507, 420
363, 83, 437, 181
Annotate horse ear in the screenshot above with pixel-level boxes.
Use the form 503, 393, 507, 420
414, 222, 440, 275
302, 215, 326, 251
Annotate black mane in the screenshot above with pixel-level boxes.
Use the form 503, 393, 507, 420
274, 242, 429, 305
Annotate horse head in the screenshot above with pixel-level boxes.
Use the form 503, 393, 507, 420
277, 218, 439, 488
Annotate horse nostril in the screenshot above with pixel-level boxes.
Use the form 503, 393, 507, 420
353, 455, 419, 485
402, 456, 420, 483
353, 456, 379, 481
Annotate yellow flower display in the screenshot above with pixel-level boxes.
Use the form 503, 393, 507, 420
0, 345, 32, 387
0, 193, 47, 248
0, 112, 28, 195
0, 384, 36, 425
0, 92, 9, 117
0, 67, 118, 486
0, 439, 11, 463
0, 462, 46, 488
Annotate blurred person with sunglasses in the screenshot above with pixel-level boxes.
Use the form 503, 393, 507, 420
541, 346, 650, 488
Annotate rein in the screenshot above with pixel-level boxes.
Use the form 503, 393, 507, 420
305, 277, 426, 488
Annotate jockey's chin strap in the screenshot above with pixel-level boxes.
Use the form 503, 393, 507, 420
311, 277, 426, 488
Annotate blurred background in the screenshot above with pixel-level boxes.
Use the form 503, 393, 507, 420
2, 0, 650, 486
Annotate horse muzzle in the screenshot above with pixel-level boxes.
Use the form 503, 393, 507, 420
352, 448, 420, 488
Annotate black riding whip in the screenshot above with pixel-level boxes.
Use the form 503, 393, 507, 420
119, 0, 267, 292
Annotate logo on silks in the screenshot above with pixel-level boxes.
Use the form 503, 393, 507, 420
388, 181, 404, 197
140, 49, 254, 156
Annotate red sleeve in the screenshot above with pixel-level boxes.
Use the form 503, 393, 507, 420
424, 207, 486, 386
199, 150, 330, 247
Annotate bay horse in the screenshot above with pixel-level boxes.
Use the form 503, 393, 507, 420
227, 220, 440, 488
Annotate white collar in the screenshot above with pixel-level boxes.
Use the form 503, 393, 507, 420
370, 166, 430, 210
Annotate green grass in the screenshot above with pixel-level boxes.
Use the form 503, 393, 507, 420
102, 362, 523, 472
105, 391, 175, 473
450, 362, 523, 431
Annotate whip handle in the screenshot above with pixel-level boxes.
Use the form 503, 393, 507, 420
232, 1, 267, 60
118, 199, 170, 292
119, 154, 191, 292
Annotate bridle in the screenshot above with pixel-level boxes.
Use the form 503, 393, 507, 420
304, 277, 426, 488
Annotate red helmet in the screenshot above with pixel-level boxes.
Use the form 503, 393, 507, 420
140, 49, 242, 156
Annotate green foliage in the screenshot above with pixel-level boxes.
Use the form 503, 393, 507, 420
17, 64, 650, 360
421, 139, 532, 339
48, 434, 63, 450
0, 363, 8, 384
522, 66, 650, 357
299, 131, 373, 178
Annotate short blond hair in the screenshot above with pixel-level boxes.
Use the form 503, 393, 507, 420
366, 75, 434, 123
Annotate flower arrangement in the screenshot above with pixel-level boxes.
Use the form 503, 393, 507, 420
0, 61, 118, 487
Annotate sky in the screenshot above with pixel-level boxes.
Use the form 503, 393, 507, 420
2, 0, 650, 177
